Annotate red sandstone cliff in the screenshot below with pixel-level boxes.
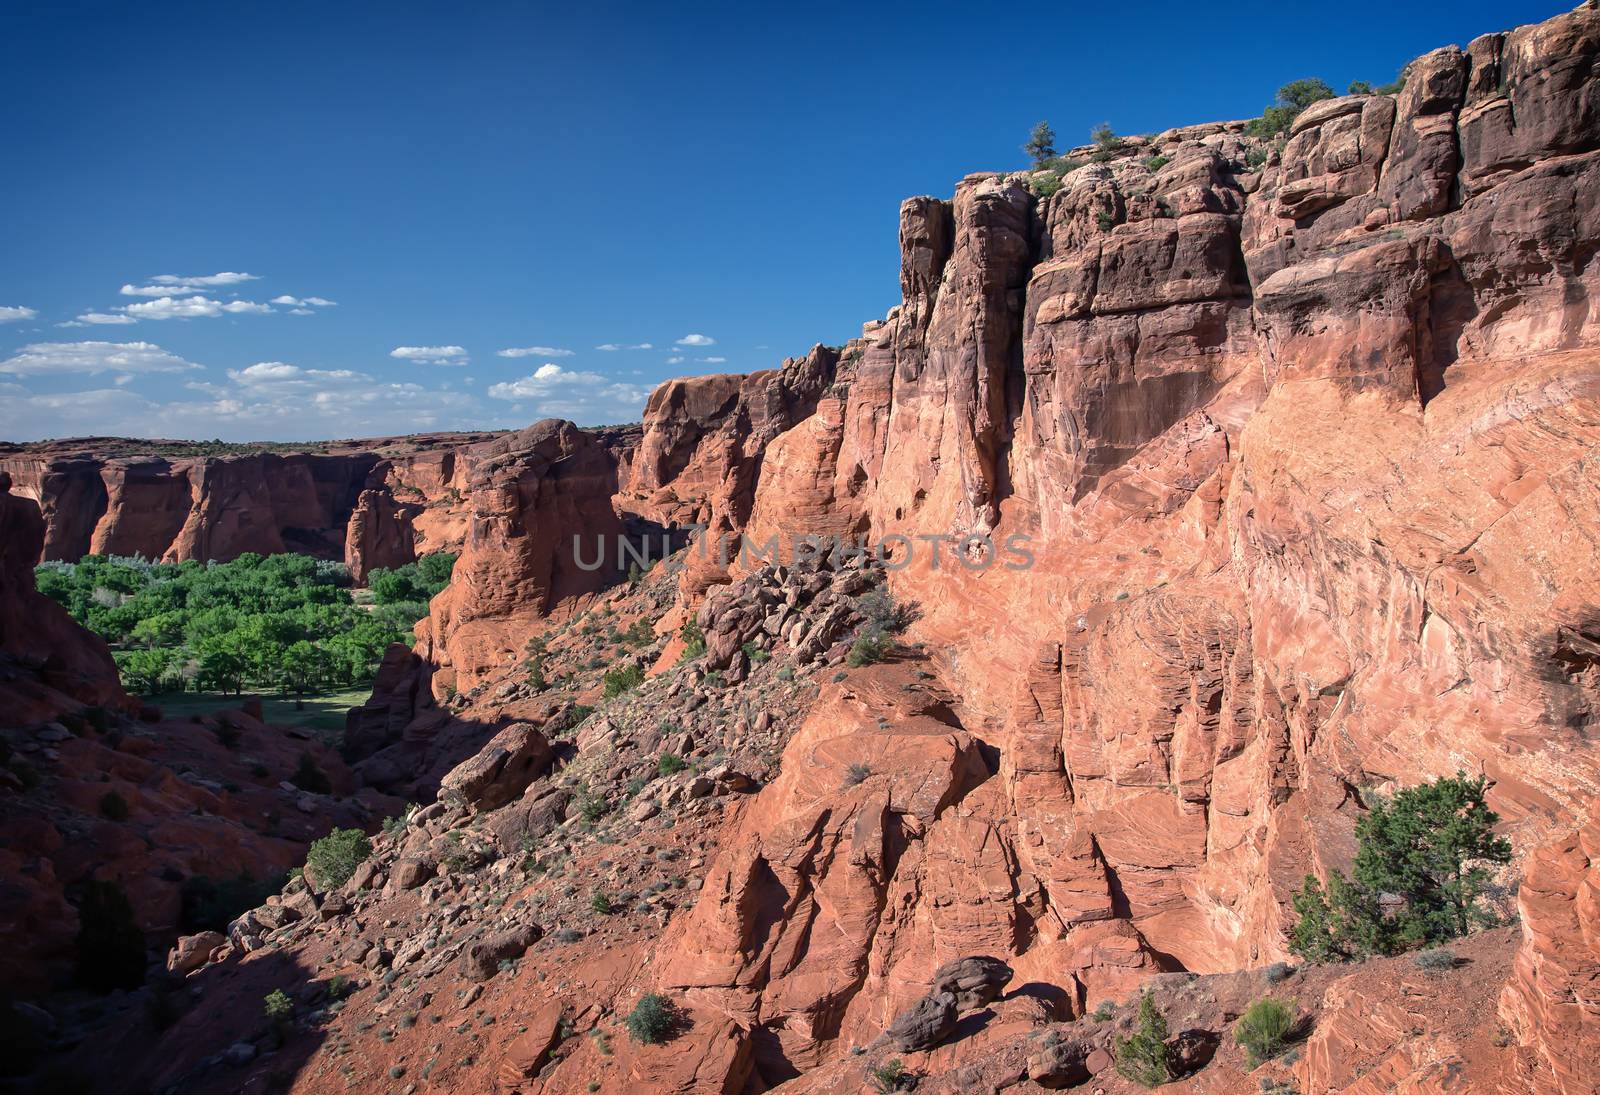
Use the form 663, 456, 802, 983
584, 6, 1600, 1085
8, 7, 1600, 1093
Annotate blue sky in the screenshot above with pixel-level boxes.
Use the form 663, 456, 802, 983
0, 0, 1566, 442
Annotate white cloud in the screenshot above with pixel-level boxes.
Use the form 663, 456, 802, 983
675, 333, 715, 346
390, 345, 468, 365
288, 307, 314, 315
0, 306, 37, 324
595, 342, 653, 351
497, 345, 574, 358
665, 355, 684, 365
123, 295, 274, 319
271, 294, 337, 308
699, 356, 727, 364
65, 311, 139, 326
303, 297, 337, 307
120, 272, 258, 296
486, 363, 649, 423
229, 361, 304, 383
0, 340, 203, 377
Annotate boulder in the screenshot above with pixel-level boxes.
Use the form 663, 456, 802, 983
930, 955, 1014, 1010
884, 990, 958, 1052
166, 931, 226, 976
438, 723, 554, 811
459, 922, 542, 981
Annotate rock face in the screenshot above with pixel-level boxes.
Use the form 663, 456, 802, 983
629, 6, 1600, 1087
1499, 804, 1600, 1095
0, 472, 126, 722
0, 431, 500, 573
416, 419, 627, 695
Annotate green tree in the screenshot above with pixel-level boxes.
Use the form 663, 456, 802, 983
280, 639, 327, 699
1114, 990, 1172, 1087
114, 648, 172, 695
1024, 121, 1057, 167
1246, 78, 1335, 137
1288, 773, 1512, 959
1277, 78, 1334, 110
199, 646, 246, 695
1352, 772, 1511, 944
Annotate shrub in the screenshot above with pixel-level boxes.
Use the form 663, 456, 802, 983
1235, 998, 1294, 1066
578, 788, 611, 821
74, 879, 147, 992
305, 828, 371, 890
1244, 146, 1271, 169
869, 1058, 912, 1092
1143, 154, 1171, 171
847, 630, 891, 668
382, 803, 417, 837
212, 720, 242, 749
843, 762, 872, 787
590, 892, 614, 915
291, 752, 332, 795
658, 752, 687, 777
1114, 991, 1171, 1087
1030, 173, 1064, 199
1091, 122, 1122, 150
99, 791, 129, 821
1412, 947, 1457, 971
264, 988, 293, 1022
603, 663, 644, 699
1348, 80, 1374, 95
624, 993, 681, 1044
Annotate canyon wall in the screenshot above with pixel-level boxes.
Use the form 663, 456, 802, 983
571, 6, 1600, 1085
0, 432, 502, 579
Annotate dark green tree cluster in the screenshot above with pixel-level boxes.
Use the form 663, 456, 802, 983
36, 551, 452, 698
366, 552, 457, 605
1246, 78, 1335, 138
1289, 773, 1512, 962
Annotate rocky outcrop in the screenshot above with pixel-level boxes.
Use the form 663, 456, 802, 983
617, 348, 839, 593
343, 483, 419, 583
416, 419, 627, 695
0, 472, 126, 723
1499, 804, 1600, 1095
